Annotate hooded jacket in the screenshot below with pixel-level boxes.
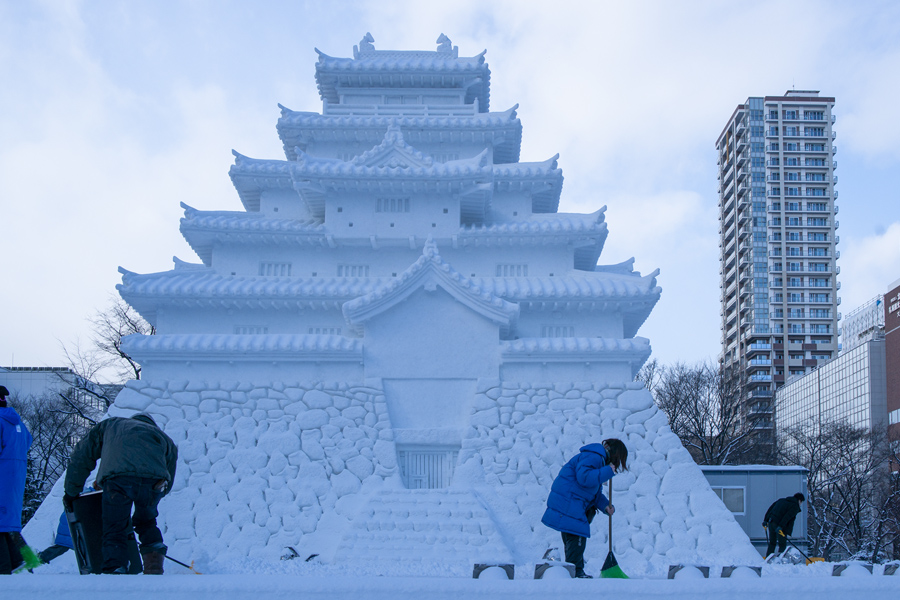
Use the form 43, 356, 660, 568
0, 407, 33, 532
64, 413, 177, 497
541, 443, 614, 538
764, 496, 802, 536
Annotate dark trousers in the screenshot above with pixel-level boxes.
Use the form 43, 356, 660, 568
101, 476, 165, 573
561, 532, 587, 574
0, 532, 24, 575
38, 544, 70, 564
765, 525, 786, 556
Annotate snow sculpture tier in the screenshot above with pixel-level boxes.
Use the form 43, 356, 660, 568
26, 34, 760, 575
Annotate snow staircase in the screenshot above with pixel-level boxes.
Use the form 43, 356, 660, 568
333, 489, 514, 564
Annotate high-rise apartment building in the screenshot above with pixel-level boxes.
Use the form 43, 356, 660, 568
716, 91, 841, 448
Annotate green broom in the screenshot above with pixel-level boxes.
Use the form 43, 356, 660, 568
600, 479, 628, 578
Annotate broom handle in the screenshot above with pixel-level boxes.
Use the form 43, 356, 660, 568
608, 478, 613, 553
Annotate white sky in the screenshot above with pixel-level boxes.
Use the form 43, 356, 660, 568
1, 0, 899, 380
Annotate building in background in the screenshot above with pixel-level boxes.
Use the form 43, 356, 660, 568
716, 91, 840, 453
0, 365, 117, 442
886, 278, 900, 443
775, 336, 886, 442
841, 295, 884, 351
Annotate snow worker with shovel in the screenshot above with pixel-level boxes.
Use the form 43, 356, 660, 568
541, 439, 628, 578
763, 492, 804, 559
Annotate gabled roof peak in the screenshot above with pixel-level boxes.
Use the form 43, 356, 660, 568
342, 241, 518, 335
350, 123, 434, 169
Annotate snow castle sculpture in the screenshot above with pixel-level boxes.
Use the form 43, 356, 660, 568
27, 34, 760, 574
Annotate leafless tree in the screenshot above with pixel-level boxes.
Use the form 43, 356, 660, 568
780, 420, 899, 562
15, 296, 152, 524
642, 360, 760, 465
635, 358, 664, 396
88, 296, 154, 382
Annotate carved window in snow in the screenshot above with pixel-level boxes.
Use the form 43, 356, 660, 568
337, 265, 370, 277
259, 262, 292, 276
496, 264, 528, 277
397, 446, 458, 489
432, 152, 460, 163
376, 197, 410, 213
541, 325, 575, 338
234, 326, 268, 334
308, 327, 342, 335
710, 486, 745, 514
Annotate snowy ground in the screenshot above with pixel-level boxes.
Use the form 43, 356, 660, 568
6, 553, 899, 599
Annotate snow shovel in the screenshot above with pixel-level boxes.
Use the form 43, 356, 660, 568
165, 554, 203, 574
600, 479, 628, 579
779, 530, 823, 565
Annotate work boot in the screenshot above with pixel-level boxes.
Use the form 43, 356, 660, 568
142, 551, 165, 575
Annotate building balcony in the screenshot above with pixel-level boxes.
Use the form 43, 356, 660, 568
750, 373, 773, 382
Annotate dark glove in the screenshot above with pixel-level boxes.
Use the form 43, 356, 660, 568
776, 527, 785, 537
586, 507, 597, 524
63, 493, 78, 512
762, 522, 767, 529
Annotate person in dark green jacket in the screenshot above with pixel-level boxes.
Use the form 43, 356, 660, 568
64, 413, 177, 575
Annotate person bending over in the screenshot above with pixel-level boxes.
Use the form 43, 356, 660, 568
65, 412, 177, 574
763, 492, 805, 558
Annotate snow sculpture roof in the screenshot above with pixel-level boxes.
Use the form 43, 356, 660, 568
118, 266, 658, 330
229, 131, 561, 219
315, 33, 491, 111
275, 105, 522, 163
342, 239, 519, 336
120, 333, 362, 362
501, 337, 651, 376
460, 209, 606, 269
228, 152, 293, 212
180, 203, 325, 264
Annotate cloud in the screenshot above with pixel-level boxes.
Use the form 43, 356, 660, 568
2, 0, 900, 374
838, 221, 900, 312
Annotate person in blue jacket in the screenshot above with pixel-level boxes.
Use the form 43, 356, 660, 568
37, 485, 96, 564
541, 438, 628, 578
0, 385, 34, 575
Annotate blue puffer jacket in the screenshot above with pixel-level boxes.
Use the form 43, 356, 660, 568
0, 407, 33, 532
541, 443, 614, 538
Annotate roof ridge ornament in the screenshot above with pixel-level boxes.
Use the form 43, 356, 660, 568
436, 33, 458, 58
353, 32, 375, 59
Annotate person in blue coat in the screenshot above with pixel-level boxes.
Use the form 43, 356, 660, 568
37, 485, 96, 564
541, 439, 628, 578
0, 385, 34, 574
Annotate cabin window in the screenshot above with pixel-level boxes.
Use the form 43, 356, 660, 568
710, 487, 745, 514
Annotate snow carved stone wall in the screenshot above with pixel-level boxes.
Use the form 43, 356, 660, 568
455, 379, 757, 572
111, 379, 401, 561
